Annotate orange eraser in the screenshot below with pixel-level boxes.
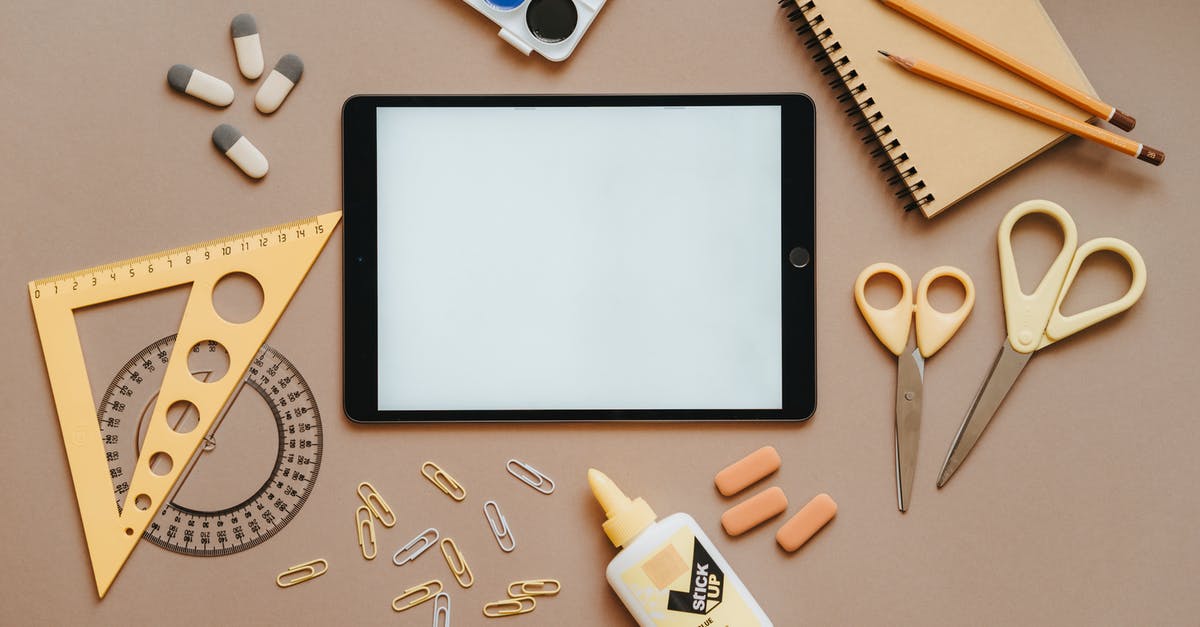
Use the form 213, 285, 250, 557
776, 493, 837, 552
721, 487, 788, 536
714, 446, 782, 496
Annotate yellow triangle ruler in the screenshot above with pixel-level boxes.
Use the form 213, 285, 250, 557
28, 211, 341, 598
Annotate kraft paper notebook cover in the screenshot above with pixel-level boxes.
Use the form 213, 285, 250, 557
782, 0, 1098, 217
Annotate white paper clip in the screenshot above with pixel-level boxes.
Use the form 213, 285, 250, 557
393, 527, 440, 566
432, 591, 451, 627
506, 459, 556, 495
483, 500, 516, 553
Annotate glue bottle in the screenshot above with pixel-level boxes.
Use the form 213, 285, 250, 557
588, 468, 773, 626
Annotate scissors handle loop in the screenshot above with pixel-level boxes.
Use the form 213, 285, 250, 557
854, 262, 913, 356
1038, 237, 1146, 349
998, 200, 1079, 353
914, 266, 975, 358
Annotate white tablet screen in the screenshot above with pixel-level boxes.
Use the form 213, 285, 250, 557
376, 105, 782, 410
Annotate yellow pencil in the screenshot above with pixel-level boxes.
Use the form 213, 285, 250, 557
878, 0, 1136, 131
878, 51, 1164, 166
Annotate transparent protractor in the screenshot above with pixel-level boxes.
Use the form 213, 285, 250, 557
97, 334, 322, 556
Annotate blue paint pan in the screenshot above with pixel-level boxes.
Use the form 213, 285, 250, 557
484, 0, 525, 9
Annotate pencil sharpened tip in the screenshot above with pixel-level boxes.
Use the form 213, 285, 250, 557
878, 50, 890, 57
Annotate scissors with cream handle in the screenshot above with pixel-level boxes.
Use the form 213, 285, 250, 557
937, 199, 1147, 488
855, 263, 975, 512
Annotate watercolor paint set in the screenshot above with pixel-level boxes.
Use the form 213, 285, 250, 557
461, 0, 608, 62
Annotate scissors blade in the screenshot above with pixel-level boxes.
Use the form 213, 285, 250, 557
936, 341, 1033, 488
895, 335, 924, 512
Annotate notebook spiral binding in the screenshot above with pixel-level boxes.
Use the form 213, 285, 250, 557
777, 0, 934, 212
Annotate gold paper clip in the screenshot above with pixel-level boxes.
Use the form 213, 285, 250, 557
440, 537, 475, 588
393, 527, 440, 566
483, 500, 516, 553
432, 592, 452, 627
483, 596, 536, 618
506, 459, 556, 495
421, 461, 467, 501
392, 579, 443, 612
355, 505, 377, 560
275, 558, 328, 588
507, 579, 561, 597
357, 481, 396, 528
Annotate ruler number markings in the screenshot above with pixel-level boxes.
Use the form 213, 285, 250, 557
30, 218, 324, 299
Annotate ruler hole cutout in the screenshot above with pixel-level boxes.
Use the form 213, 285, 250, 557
188, 340, 229, 383
212, 271, 264, 325
148, 452, 173, 476
166, 400, 200, 434
134, 494, 151, 511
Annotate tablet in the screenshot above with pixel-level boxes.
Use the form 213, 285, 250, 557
343, 94, 815, 422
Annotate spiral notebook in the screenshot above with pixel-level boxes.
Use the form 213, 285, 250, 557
779, 0, 1098, 217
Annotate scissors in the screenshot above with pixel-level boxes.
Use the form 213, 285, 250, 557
937, 200, 1147, 488
855, 262, 975, 512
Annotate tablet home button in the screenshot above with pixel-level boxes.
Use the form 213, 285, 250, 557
788, 247, 810, 268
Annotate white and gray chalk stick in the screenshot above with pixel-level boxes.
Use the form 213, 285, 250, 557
231, 14, 264, 80
213, 124, 268, 179
167, 64, 234, 107
255, 54, 303, 114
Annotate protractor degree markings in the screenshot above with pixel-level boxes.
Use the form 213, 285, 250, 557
100, 336, 321, 557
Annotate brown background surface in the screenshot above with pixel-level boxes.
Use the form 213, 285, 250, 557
2, 1, 1198, 625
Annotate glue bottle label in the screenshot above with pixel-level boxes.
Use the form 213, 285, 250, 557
619, 526, 765, 626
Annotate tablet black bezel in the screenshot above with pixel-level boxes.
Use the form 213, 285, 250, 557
343, 94, 815, 423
